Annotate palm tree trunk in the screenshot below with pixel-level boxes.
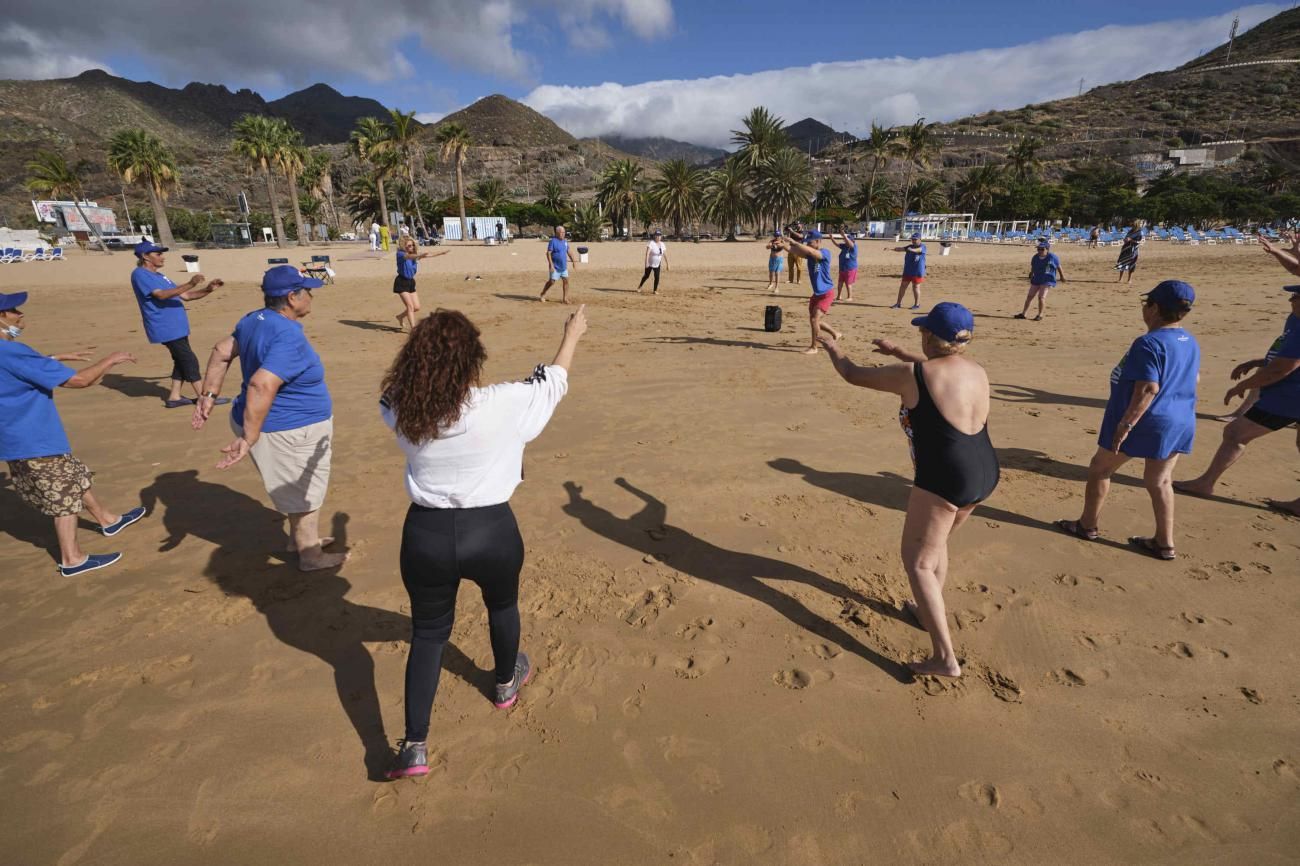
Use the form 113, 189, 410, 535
455, 158, 468, 242
407, 163, 429, 236
323, 174, 340, 234
263, 166, 286, 248
866, 163, 879, 225
377, 178, 390, 228
148, 184, 175, 247
901, 164, 915, 225
288, 171, 307, 246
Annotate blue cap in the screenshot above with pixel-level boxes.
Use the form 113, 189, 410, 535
1037, 240, 1050, 249
911, 301, 975, 343
0, 291, 28, 311
910, 233, 921, 240
261, 265, 324, 297
1144, 279, 1195, 307
1283, 285, 1300, 294
133, 241, 168, 257
773, 229, 782, 237
804, 229, 823, 241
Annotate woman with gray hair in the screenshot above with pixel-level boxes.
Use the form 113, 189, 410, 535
191, 266, 346, 570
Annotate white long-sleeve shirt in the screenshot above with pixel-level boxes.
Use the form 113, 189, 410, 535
380, 364, 569, 508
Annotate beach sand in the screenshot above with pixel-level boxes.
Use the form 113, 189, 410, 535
1, 237, 1297, 864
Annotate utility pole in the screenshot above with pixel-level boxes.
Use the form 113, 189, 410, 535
1225, 15, 1240, 63
1077, 77, 1085, 97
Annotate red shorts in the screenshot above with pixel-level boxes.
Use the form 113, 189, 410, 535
901, 276, 924, 285
809, 293, 834, 314
840, 268, 858, 285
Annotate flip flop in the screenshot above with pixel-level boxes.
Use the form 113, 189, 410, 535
1128, 536, 1176, 561
1054, 519, 1099, 541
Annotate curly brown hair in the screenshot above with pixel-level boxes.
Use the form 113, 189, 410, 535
381, 309, 486, 443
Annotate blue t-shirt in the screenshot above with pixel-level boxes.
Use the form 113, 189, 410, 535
131, 266, 190, 344
1098, 328, 1200, 459
0, 340, 75, 461
903, 243, 926, 278
1030, 252, 1061, 284
396, 251, 418, 280
838, 242, 858, 271
808, 249, 833, 296
1255, 313, 1300, 419
547, 238, 569, 271
231, 309, 332, 434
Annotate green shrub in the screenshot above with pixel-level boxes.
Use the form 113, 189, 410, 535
1150, 100, 1173, 112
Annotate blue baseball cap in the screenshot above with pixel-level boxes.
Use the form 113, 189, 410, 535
261, 265, 324, 297
1036, 240, 1050, 249
1283, 285, 1300, 294
912, 301, 975, 343
0, 291, 28, 311
804, 229, 823, 241
133, 241, 169, 257
773, 229, 782, 237
1143, 280, 1195, 307
910, 232, 921, 240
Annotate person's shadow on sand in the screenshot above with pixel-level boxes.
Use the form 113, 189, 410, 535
562, 477, 912, 683
0, 472, 58, 559
139, 470, 488, 780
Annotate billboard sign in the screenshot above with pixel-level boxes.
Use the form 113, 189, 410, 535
31, 200, 118, 234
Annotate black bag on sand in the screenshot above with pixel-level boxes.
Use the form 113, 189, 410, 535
764, 305, 782, 332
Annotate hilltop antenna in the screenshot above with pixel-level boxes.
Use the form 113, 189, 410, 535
1225, 15, 1240, 62
1077, 77, 1084, 96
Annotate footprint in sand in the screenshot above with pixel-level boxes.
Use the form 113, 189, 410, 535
1049, 669, 1088, 687
958, 781, 1001, 808
673, 650, 729, 680
981, 669, 1023, 703
675, 617, 718, 642
1239, 687, 1263, 704
1179, 612, 1233, 626
1273, 759, 1297, 781
622, 585, 674, 628
774, 669, 812, 689
807, 642, 842, 660
622, 686, 646, 719
1164, 641, 1196, 658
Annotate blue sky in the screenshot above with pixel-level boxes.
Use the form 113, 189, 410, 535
2, 1, 1286, 146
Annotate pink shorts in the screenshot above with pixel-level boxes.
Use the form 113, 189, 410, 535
809, 293, 834, 314
840, 268, 858, 285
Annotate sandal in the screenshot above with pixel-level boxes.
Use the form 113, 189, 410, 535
1013, 313, 1026, 319
1054, 519, 1099, 541
1128, 536, 1176, 561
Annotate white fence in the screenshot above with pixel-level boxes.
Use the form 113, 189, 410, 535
441, 216, 509, 242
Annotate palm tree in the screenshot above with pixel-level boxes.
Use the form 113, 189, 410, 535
386, 109, 429, 237
569, 200, 605, 243
754, 147, 814, 230
595, 159, 644, 239
299, 194, 324, 241
345, 174, 384, 225
274, 124, 310, 246
27, 150, 111, 252
648, 159, 703, 239
853, 121, 895, 224
895, 119, 940, 217
815, 176, 844, 211
300, 149, 340, 233
434, 122, 473, 241
908, 176, 948, 214
955, 164, 1005, 223
349, 117, 393, 228
1008, 135, 1043, 182
849, 174, 895, 222
472, 177, 508, 214
232, 114, 288, 248
731, 106, 788, 173
1255, 160, 1294, 194
702, 156, 754, 241
106, 129, 180, 247
540, 177, 569, 215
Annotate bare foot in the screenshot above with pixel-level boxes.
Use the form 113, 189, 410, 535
908, 657, 962, 678
1173, 480, 1214, 499
285, 536, 334, 553
831, 329, 843, 340
298, 550, 350, 572
801, 347, 819, 355
538, 296, 548, 303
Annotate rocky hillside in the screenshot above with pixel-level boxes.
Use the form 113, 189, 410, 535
785, 118, 855, 156
423, 94, 576, 149
598, 135, 727, 165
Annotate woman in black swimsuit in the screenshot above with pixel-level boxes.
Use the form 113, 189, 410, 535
818, 302, 998, 679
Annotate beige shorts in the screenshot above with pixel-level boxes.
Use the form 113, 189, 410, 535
231, 416, 333, 514
6, 455, 94, 517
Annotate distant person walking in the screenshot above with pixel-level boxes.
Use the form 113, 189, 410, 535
1056, 281, 1200, 561
766, 231, 785, 293
129, 241, 225, 409
637, 230, 667, 294
776, 229, 841, 355
539, 226, 578, 304
890, 233, 926, 310
394, 238, 449, 333
1088, 226, 1100, 249
832, 226, 858, 302
370, 221, 380, 252
1115, 224, 1142, 283
1175, 284, 1300, 516
192, 266, 346, 571
496, 222, 505, 244
0, 291, 147, 576
379, 306, 588, 779
817, 302, 998, 678
1015, 241, 1066, 321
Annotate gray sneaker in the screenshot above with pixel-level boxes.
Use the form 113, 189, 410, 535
385, 740, 429, 780
493, 652, 532, 709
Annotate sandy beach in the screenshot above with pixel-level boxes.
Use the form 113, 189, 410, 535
1, 237, 1297, 865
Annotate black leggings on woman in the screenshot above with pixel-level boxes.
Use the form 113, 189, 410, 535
637, 266, 661, 292
399, 501, 525, 741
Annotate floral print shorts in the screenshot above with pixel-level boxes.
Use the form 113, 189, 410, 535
6, 455, 94, 517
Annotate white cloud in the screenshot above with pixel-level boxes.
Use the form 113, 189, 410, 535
415, 111, 447, 124
0, 0, 673, 87
524, 4, 1283, 148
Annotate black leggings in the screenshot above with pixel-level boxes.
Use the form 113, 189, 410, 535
399, 501, 525, 741
638, 266, 661, 291
162, 336, 201, 383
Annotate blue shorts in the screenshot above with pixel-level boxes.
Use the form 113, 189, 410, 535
1031, 280, 1056, 290
550, 269, 569, 281
769, 258, 784, 273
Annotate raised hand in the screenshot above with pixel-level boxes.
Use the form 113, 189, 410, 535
53, 350, 94, 362
191, 395, 214, 430
564, 304, 588, 339
106, 351, 137, 366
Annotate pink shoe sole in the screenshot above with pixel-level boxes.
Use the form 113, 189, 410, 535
492, 666, 534, 709
385, 766, 430, 780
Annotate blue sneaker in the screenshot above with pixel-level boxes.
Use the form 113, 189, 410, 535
100, 506, 147, 537
493, 653, 533, 709
60, 552, 122, 577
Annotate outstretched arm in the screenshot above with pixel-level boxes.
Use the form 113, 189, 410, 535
819, 336, 913, 393
1227, 356, 1300, 402
871, 338, 927, 364
1259, 236, 1300, 276
61, 351, 137, 388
